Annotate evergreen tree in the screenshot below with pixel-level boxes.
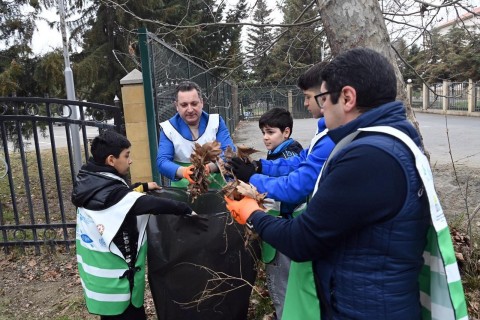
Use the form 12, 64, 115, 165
245, 0, 275, 84
267, 0, 324, 84
153, 0, 228, 74
403, 27, 480, 83
219, 0, 248, 82
67, 0, 166, 103
0, 0, 43, 95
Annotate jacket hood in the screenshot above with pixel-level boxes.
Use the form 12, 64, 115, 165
71, 159, 125, 208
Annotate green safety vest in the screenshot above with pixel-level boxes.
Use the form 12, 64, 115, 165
282, 126, 468, 320
76, 188, 149, 316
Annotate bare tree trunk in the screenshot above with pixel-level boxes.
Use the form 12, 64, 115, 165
316, 0, 425, 150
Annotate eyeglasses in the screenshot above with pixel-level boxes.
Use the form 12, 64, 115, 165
314, 91, 337, 107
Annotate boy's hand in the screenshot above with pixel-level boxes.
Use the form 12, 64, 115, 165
148, 182, 161, 191
224, 195, 263, 225
228, 157, 257, 182
182, 165, 195, 184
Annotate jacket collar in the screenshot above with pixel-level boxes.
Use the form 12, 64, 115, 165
327, 101, 406, 144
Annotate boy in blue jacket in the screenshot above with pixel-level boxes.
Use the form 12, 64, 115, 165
257, 107, 303, 319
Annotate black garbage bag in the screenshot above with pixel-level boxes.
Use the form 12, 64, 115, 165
147, 188, 261, 320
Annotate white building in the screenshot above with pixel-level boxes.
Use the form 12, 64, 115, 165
434, 7, 480, 36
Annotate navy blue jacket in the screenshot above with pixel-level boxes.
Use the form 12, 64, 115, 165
249, 101, 430, 319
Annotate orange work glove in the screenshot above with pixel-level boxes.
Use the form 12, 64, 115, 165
224, 195, 262, 225
182, 165, 195, 184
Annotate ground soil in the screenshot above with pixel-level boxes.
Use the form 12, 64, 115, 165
1, 123, 479, 319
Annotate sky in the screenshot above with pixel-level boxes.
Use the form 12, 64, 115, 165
30, 0, 280, 55
30, 0, 479, 55
32, 7, 64, 55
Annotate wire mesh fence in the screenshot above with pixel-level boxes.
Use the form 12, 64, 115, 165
237, 85, 311, 120
146, 32, 236, 133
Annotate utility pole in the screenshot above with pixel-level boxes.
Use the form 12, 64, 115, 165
58, 0, 82, 174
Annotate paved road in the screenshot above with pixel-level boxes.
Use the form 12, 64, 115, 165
5, 125, 99, 152
233, 112, 480, 168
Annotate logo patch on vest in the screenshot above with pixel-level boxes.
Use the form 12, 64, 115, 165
81, 234, 93, 244
97, 224, 105, 235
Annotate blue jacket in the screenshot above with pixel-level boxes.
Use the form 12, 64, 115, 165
265, 138, 304, 217
156, 111, 234, 180
250, 118, 335, 203
250, 101, 430, 319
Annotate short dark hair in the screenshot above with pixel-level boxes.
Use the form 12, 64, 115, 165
259, 107, 293, 137
175, 81, 203, 101
91, 130, 131, 164
297, 61, 328, 91
321, 48, 397, 112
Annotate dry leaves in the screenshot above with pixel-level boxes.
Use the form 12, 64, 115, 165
187, 141, 223, 201
187, 142, 268, 225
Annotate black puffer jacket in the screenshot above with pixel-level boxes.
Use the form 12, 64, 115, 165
72, 158, 192, 263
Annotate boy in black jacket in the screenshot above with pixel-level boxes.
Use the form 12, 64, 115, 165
72, 130, 205, 320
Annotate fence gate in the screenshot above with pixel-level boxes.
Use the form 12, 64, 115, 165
0, 97, 123, 254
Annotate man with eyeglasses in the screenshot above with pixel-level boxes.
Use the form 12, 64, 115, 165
156, 80, 235, 187
228, 62, 335, 319
223, 48, 467, 319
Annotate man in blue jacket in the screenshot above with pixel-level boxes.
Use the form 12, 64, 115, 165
225, 48, 432, 319
156, 80, 235, 187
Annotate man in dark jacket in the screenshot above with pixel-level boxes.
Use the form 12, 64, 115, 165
224, 48, 432, 319
72, 130, 204, 320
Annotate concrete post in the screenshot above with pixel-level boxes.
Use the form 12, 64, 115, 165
468, 79, 474, 114
406, 83, 412, 105
442, 80, 450, 112
288, 90, 293, 115
422, 83, 429, 111
232, 84, 239, 128
120, 69, 153, 183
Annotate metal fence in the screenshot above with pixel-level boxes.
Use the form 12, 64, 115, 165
0, 97, 123, 253
142, 31, 236, 134
411, 81, 480, 112
238, 85, 311, 120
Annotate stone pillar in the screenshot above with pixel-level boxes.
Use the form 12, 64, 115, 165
422, 83, 429, 111
288, 90, 293, 115
468, 79, 474, 114
406, 83, 412, 105
232, 84, 239, 126
120, 69, 153, 183
442, 80, 450, 112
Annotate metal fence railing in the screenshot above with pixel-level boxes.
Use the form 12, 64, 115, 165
0, 97, 123, 253
409, 80, 480, 113
238, 85, 311, 120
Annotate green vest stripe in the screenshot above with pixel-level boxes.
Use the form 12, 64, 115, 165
77, 240, 147, 315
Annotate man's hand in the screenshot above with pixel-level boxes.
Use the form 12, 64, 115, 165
224, 196, 262, 224
182, 165, 195, 184
204, 164, 211, 175
228, 157, 258, 182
